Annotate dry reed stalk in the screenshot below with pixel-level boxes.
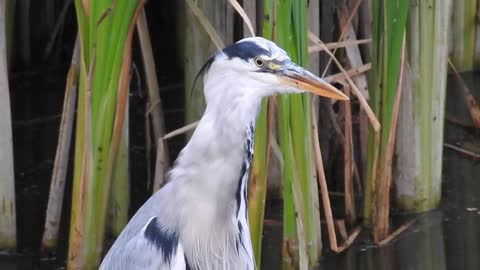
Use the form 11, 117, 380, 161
321, 0, 363, 77
41, 39, 79, 251
358, 0, 372, 62
153, 138, 166, 192
137, 9, 168, 150
308, 32, 380, 131
448, 59, 480, 128
359, 110, 368, 178
163, 121, 199, 140
335, 226, 362, 252
185, 0, 224, 49
311, 100, 361, 253
137, 8, 170, 191
308, 38, 371, 53
311, 34, 384, 226
311, 101, 338, 251
242, 0, 256, 36
227, 0, 255, 37
338, 6, 369, 98
446, 115, 475, 128
324, 63, 371, 83
368, 131, 380, 232
343, 84, 355, 225
374, 36, 406, 242
353, 163, 362, 193
444, 143, 480, 160
335, 220, 348, 240
378, 218, 416, 246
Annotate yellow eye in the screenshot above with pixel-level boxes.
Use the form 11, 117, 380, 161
254, 57, 265, 67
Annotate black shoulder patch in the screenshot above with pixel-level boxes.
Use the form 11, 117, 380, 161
223, 41, 271, 61
144, 217, 179, 264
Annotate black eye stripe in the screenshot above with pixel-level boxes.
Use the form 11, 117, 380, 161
222, 41, 271, 61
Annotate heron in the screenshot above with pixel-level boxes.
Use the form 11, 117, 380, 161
100, 37, 348, 270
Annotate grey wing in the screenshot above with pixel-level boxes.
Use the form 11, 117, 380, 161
100, 216, 187, 270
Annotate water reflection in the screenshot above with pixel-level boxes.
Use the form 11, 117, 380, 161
319, 211, 447, 270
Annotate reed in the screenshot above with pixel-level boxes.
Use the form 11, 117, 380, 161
450, 0, 476, 71
264, 0, 322, 267
41, 39, 79, 252
364, 0, 408, 241
394, 0, 451, 213
107, 105, 130, 236
248, 98, 271, 268
67, 1, 144, 268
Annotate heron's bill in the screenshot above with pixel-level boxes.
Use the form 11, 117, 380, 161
279, 76, 349, 101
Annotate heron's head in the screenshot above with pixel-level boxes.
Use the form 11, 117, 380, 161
201, 37, 348, 103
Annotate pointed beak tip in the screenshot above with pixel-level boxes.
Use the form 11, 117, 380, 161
275, 62, 350, 101
340, 94, 350, 101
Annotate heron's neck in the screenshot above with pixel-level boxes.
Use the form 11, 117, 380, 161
171, 87, 262, 194
185, 82, 262, 162
167, 85, 258, 269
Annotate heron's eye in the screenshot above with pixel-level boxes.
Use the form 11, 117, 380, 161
254, 57, 265, 67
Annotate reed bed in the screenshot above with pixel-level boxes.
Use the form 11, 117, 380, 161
0, 0, 475, 269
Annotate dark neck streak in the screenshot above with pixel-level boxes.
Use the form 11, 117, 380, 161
235, 123, 255, 218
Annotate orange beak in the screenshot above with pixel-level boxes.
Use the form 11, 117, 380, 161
275, 60, 349, 101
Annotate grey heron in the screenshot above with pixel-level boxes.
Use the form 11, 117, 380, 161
100, 37, 348, 270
